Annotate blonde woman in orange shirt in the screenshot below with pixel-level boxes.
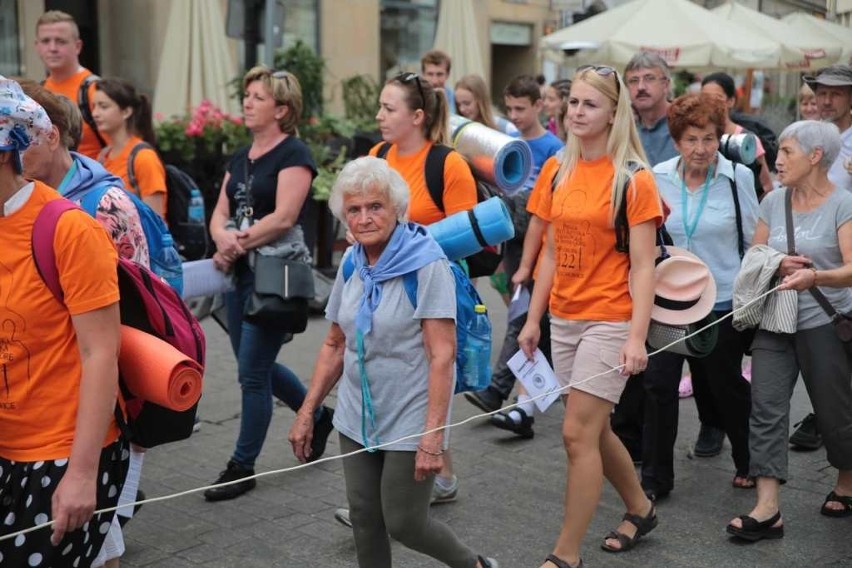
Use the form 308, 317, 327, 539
92, 78, 167, 219
518, 66, 663, 568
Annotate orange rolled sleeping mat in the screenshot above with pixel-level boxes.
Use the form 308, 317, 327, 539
118, 325, 203, 411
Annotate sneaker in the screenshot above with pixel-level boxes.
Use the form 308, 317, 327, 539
333, 507, 352, 528
490, 407, 534, 439
478, 556, 499, 568
693, 424, 725, 457
790, 413, 822, 451
308, 406, 335, 463
203, 460, 257, 501
464, 387, 503, 413
431, 475, 459, 504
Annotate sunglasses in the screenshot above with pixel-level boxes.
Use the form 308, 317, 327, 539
394, 72, 425, 109
577, 65, 621, 95
271, 70, 292, 90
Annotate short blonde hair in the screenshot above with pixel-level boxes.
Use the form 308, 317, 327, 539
798, 83, 816, 103
36, 10, 79, 38
242, 66, 303, 135
329, 156, 409, 223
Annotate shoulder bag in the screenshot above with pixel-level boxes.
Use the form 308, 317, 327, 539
240, 156, 315, 333
784, 188, 852, 342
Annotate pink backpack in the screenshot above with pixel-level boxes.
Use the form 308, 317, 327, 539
33, 198, 206, 448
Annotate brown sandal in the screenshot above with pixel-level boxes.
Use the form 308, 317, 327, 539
732, 475, 756, 489
545, 554, 583, 568
600, 506, 658, 553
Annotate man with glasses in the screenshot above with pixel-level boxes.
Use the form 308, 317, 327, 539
624, 52, 677, 167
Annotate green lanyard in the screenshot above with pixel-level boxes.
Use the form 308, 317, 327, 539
680, 163, 713, 247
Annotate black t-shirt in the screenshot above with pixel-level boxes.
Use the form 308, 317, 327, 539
226, 136, 317, 225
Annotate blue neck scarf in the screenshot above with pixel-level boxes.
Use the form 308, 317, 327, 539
351, 222, 446, 335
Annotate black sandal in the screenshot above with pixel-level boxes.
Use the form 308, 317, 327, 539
726, 511, 783, 541
544, 554, 583, 568
820, 491, 852, 518
600, 506, 658, 553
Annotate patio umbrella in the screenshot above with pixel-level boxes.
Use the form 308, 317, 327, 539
433, 0, 486, 82
712, 2, 842, 70
153, 0, 239, 119
782, 13, 852, 67
540, 0, 781, 69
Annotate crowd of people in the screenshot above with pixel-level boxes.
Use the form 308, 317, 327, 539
2, 7, 852, 568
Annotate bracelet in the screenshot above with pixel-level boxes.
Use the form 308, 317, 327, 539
417, 445, 444, 456
809, 267, 818, 287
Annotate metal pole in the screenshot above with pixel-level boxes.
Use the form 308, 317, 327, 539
264, 0, 278, 67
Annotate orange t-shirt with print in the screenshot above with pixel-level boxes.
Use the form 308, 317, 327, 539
526, 155, 561, 280
43, 68, 103, 160
0, 182, 120, 462
101, 135, 168, 217
369, 142, 477, 226
538, 157, 662, 322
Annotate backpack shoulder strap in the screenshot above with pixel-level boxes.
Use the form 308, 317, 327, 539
78, 74, 107, 149
341, 250, 355, 282
614, 161, 645, 253
376, 142, 392, 159
728, 164, 745, 259
424, 144, 453, 213
32, 199, 80, 304
127, 142, 154, 196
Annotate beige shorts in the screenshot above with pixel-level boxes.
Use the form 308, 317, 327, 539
550, 317, 631, 404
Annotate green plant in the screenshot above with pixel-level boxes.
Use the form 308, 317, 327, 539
155, 100, 250, 163
342, 74, 381, 132
275, 40, 325, 119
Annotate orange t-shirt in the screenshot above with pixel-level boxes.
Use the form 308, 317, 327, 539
369, 142, 477, 226
539, 157, 662, 322
43, 68, 103, 160
101, 135, 168, 217
526, 155, 561, 280
0, 182, 120, 461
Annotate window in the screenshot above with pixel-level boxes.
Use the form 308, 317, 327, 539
0, 0, 21, 77
380, 0, 439, 78
281, 0, 319, 53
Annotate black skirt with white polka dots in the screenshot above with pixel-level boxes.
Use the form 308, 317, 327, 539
0, 439, 129, 568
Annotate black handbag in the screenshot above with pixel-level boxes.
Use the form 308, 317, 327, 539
784, 188, 852, 343
238, 156, 314, 333
244, 255, 315, 333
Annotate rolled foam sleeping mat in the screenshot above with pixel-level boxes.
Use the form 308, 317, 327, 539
119, 325, 203, 411
449, 115, 532, 195
428, 196, 514, 261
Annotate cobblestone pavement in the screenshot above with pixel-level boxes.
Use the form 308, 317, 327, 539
121, 285, 852, 568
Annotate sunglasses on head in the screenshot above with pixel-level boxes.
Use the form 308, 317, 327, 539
394, 72, 425, 109
271, 70, 292, 90
577, 65, 621, 95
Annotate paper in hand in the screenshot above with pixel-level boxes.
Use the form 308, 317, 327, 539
181, 259, 235, 299
507, 348, 561, 413
507, 284, 530, 323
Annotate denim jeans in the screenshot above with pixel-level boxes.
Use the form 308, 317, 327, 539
226, 265, 309, 468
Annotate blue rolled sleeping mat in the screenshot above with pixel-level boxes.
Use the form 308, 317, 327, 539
428, 197, 514, 262
449, 115, 532, 196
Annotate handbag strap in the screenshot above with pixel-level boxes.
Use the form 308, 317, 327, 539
784, 187, 840, 321
242, 155, 255, 223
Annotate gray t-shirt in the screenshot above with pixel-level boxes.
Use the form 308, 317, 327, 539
326, 255, 457, 451
761, 187, 852, 329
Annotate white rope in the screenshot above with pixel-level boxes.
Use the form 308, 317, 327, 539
0, 284, 781, 543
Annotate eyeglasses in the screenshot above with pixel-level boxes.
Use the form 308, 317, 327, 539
272, 70, 292, 90
577, 65, 621, 95
625, 74, 667, 87
394, 72, 425, 109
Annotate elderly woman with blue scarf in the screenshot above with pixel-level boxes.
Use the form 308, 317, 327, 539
289, 156, 497, 568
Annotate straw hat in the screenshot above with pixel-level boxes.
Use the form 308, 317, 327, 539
650, 246, 716, 326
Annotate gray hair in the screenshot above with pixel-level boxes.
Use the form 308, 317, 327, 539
779, 120, 841, 170
328, 156, 409, 223
624, 52, 671, 80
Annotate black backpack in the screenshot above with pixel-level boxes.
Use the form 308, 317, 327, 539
731, 111, 779, 197
375, 142, 503, 278
128, 142, 209, 260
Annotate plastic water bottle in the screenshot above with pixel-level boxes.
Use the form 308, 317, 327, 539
188, 188, 205, 224
462, 305, 492, 391
156, 234, 184, 296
